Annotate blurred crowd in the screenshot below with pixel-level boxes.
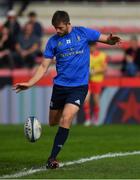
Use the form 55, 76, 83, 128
0, 10, 43, 69
121, 35, 140, 77
0, 8, 140, 78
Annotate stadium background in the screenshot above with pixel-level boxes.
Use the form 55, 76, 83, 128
0, 0, 140, 125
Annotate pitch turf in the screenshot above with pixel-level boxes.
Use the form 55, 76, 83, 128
0, 124, 140, 179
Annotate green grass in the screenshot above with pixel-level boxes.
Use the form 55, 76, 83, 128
0, 125, 140, 179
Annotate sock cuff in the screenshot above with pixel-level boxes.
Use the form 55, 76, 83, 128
59, 126, 69, 132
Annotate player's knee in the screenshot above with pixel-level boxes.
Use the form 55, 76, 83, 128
59, 114, 71, 128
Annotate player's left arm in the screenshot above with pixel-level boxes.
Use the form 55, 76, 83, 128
98, 33, 121, 45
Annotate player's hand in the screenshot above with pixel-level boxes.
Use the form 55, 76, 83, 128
107, 33, 121, 45
13, 82, 31, 93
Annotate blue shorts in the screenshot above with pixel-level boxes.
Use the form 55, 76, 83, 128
50, 84, 88, 110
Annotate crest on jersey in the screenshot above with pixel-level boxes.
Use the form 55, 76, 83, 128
58, 41, 63, 46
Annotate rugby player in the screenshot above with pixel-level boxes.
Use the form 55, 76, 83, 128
84, 42, 108, 126
13, 10, 121, 169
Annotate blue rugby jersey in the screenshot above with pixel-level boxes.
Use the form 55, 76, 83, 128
44, 26, 101, 87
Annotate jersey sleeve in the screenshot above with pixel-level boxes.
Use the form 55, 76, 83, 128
43, 37, 55, 59
83, 27, 101, 42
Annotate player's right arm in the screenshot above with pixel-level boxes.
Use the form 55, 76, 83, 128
98, 33, 121, 45
13, 58, 52, 93
83, 27, 121, 45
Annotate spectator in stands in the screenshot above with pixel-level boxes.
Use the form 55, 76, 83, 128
4, 10, 21, 50
27, 11, 44, 60
121, 35, 140, 76
27, 11, 43, 39
0, 27, 14, 69
83, 42, 108, 126
7, 0, 32, 16
13, 22, 39, 68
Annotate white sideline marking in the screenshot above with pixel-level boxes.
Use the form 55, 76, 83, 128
1, 151, 140, 178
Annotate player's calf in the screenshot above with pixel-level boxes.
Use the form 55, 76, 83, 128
49, 109, 63, 126
49, 120, 59, 126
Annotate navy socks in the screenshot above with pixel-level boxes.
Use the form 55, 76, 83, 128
49, 127, 69, 159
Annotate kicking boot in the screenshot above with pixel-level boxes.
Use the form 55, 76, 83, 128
46, 158, 59, 169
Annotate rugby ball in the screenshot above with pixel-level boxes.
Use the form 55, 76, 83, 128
24, 117, 42, 142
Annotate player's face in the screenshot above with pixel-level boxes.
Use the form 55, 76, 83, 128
24, 24, 33, 35
54, 22, 70, 36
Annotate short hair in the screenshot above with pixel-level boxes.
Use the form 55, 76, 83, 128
52, 10, 70, 26
28, 11, 37, 17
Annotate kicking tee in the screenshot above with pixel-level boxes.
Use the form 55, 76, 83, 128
44, 26, 101, 87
